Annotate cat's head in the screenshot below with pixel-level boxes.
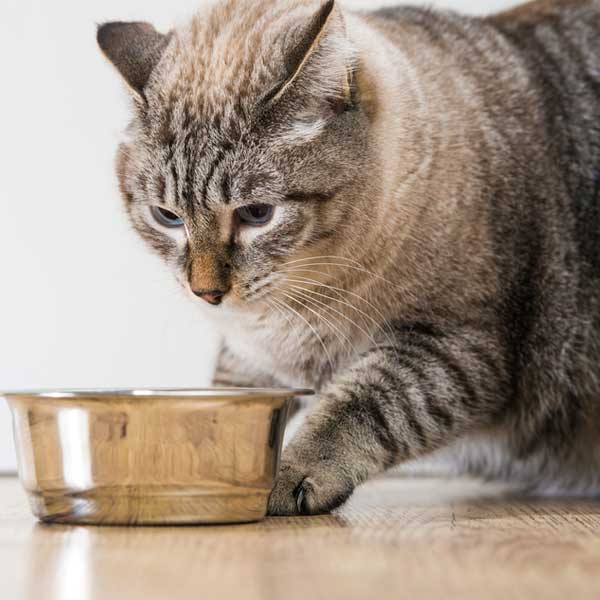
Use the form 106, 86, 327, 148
98, 0, 374, 311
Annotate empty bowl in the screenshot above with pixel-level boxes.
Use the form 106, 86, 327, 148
3, 388, 311, 525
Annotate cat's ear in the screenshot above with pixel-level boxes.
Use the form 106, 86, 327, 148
274, 0, 355, 107
97, 22, 170, 100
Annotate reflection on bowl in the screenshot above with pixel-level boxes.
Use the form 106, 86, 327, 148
3, 388, 311, 526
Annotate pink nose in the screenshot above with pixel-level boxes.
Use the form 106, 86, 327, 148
192, 289, 227, 306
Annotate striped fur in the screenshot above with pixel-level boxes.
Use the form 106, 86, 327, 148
99, 0, 600, 515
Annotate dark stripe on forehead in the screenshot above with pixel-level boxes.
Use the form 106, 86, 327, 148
286, 190, 337, 202
181, 175, 194, 215
156, 174, 166, 201
182, 128, 209, 215
221, 172, 232, 204
170, 162, 180, 207
180, 131, 196, 214
200, 143, 234, 208
137, 172, 148, 194
158, 117, 176, 149
200, 152, 222, 210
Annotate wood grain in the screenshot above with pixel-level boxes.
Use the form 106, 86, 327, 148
2, 474, 600, 600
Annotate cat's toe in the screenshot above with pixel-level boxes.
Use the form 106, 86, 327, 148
293, 475, 353, 515
267, 462, 302, 516
267, 461, 354, 516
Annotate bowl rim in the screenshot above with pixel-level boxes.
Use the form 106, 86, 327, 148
1, 387, 314, 401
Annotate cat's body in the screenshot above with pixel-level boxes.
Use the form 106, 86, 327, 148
99, 0, 600, 514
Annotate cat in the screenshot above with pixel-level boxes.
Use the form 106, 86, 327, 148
97, 0, 600, 515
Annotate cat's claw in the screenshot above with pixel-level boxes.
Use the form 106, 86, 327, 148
295, 486, 306, 514
267, 459, 354, 516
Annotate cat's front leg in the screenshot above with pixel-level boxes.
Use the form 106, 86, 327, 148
268, 324, 508, 516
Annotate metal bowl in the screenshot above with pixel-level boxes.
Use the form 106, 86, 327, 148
3, 388, 311, 526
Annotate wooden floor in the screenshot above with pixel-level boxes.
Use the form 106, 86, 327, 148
2, 475, 600, 600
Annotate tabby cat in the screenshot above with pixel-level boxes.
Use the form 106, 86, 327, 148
98, 0, 600, 515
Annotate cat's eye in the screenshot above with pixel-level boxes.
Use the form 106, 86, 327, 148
150, 206, 184, 228
236, 204, 274, 226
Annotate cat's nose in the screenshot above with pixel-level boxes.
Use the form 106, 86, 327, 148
192, 288, 228, 306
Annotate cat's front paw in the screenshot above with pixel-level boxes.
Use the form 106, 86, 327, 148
267, 457, 354, 516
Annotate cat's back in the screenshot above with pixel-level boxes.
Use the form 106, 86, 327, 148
489, 0, 600, 273
363, 0, 600, 95
364, 0, 600, 79
487, 0, 600, 90
363, 0, 600, 268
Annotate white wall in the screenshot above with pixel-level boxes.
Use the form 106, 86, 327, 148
0, 0, 518, 472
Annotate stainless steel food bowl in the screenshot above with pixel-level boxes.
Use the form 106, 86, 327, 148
3, 388, 310, 526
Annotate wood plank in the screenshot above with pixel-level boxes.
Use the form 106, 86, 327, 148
2, 475, 600, 600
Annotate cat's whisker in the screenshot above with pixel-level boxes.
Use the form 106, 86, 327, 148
275, 286, 360, 359
270, 296, 336, 375
265, 300, 279, 322
274, 274, 400, 353
275, 289, 353, 361
266, 297, 282, 317
282, 276, 379, 318
266, 298, 301, 343
280, 255, 366, 268
282, 283, 381, 352
280, 263, 403, 291
286, 287, 398, 358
